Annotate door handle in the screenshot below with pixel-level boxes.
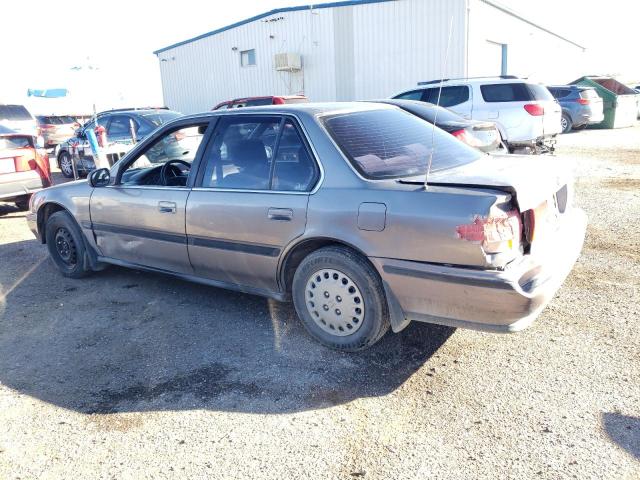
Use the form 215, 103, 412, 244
268, 207, 293, 221
158, 201, 177, 214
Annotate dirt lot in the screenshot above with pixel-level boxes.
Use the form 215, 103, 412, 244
0, 126, 638, 479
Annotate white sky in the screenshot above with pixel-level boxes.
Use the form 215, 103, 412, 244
2, 0, 638, 113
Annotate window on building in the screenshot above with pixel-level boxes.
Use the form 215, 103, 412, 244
240, 49, 256, 67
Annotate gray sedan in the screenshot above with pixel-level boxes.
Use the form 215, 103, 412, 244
27, 103, 586, 351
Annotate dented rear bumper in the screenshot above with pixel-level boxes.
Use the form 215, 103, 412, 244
373, 208, 587, 333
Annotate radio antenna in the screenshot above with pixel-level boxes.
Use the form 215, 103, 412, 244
425, 15, 454, 189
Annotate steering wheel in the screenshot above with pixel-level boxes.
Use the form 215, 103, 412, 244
160, 159, 191, 186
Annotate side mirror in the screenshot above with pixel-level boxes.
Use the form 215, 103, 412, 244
88, 168, 110, 187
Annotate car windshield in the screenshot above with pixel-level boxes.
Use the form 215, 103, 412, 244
140, 111, 182, 127
322, 108, 481, 179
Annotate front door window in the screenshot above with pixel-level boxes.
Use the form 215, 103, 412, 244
120, 123, 208, 187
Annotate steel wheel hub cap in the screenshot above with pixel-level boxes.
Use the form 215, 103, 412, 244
54, 228, 77, 265
305, 268, 364, 336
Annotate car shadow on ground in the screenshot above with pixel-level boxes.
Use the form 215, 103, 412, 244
0, 239, 454, 415
602, 413, 640, 460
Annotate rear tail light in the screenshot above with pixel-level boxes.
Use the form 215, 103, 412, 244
272, 97, 285, 105
524, 103, 544, 116
14, 154, 37, 172
456, 208, 522, 254
576, 98, 590, 105
451, 128, 483, 147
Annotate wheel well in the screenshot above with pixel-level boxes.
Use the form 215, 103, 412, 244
280, 238, 370, 293
37, 203, 66, 244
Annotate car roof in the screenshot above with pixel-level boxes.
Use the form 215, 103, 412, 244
182, 102, 396, 121
97, 109, 178, 117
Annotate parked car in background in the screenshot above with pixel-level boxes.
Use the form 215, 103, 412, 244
546, 85, 604, 133
28, 102, 586, 351
56, 108, 183, 178
392, 77, 562, 153
36, 115, 80, 147
212, 95, 308, 110
0, 125, 51, 210
374, 99, 503, 153
0, 104, 38, 137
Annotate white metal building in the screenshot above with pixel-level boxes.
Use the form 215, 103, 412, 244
154, 0, 585, 114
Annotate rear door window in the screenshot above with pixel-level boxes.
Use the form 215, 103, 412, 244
271, 120, 318, 191
106, 115, 133, 141
201, 116, 280, 190
394, 90, 425, 101
423, 86, 469, 107
322, 108, 480, 179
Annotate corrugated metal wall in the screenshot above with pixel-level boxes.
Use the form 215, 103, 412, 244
156, 0, 469, 113
350, 0, 467, 99
156, 0, 583, 113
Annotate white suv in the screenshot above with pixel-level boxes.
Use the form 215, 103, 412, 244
392, 77, 562, 152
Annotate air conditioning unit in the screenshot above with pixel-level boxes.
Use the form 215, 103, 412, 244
274, 53, 302, 72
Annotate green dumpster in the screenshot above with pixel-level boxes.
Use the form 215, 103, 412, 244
570, 76, 638, 128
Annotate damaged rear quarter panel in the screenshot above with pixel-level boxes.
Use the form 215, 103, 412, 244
306, 183, 510, 268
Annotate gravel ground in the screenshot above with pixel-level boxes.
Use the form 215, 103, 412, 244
0, 126, 638, 479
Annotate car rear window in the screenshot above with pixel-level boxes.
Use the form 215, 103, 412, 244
240, 98, 274, 107
0, 136, 33, 149
480, 83, 553, 102
140, 111, 182, 127
580, 88, 600, 100
322, 108, 481, 179
0, 105, 33, 121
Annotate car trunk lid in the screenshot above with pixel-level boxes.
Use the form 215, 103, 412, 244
423, 154, 570, 211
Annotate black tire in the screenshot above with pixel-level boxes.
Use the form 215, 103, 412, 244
58, 151, 74, 178
561, 114, 572, 134
14, 195, 30, 211
292, 246, 390, 351
45, 210, 92, 278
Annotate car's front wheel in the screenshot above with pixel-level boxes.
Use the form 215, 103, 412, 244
292, 246, 390, 351
58, 151, 74, 178
45, 211, 92, 278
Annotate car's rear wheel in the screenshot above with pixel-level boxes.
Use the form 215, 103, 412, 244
45, 211, 92, 278
58, 151, 74, 178
292, 246, 390, 351
561, 114, 572, 134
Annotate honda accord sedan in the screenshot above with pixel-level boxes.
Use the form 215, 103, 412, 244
27, 103, 586, 351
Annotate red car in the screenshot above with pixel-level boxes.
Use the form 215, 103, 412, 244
212, 95, 308, 110
0, 126, 51, 210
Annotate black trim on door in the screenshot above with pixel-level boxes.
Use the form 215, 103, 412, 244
188, 236, 280, 257
91, 222, 280, 257
92, 223, 187, 244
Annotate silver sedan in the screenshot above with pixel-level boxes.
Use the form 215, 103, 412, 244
27, 103, 586, 351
